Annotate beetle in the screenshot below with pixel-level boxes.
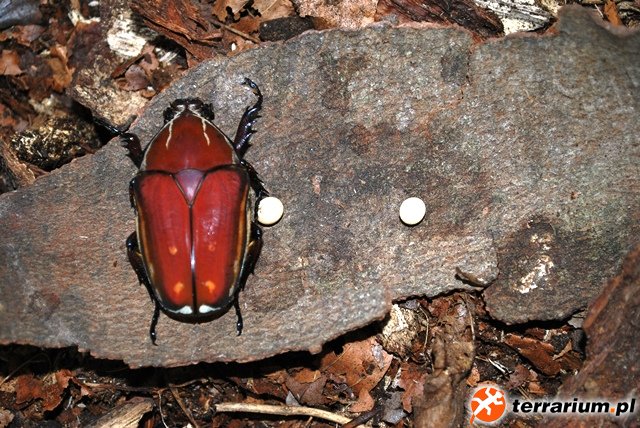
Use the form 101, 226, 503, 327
122, 78, 268, 344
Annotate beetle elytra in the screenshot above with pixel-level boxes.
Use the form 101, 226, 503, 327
123, 79, 267, 344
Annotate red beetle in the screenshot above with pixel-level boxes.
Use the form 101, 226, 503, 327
122, 79, 267, 344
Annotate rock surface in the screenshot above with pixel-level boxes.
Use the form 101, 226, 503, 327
0, 6, 638, 367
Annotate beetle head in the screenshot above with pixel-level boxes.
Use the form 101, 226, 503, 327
164, 98, 215, 123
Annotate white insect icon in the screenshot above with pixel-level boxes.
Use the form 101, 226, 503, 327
470, 387, 505, 423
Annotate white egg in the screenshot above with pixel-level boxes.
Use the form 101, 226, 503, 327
257, 197, 284, 226
399, 197, 426, 226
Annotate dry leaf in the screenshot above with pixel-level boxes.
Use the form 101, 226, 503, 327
351, 388, 375, 413
397, 363, 428, 413
121, 64, 151, 91
47, 57, 73, 92
320, 338, 392, 411
139, 51, 160, 80
15, 375, 43, 405
504, 334, 561, 376
253, 0, 295, 21
293, 367, 321, 383
14, 371, 72, 412
466, 366, 481, 387
504, 364, 531, 390
285, 373, 328, 406
0, 50, 23, 76
230, 371, 289, 399
232, 16, 262, 35
0, 408, 14, 427
0, 103, 17, 128
212, 0, 250, 20
0, 25, 46, 46
47, 44, 74, 92
604, 0, 623, 25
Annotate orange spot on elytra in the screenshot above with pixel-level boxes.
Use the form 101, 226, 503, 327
168, 245, 178, 255
173, 281, 184, 295
207, 242, 216, 252
204, 280, 215, 294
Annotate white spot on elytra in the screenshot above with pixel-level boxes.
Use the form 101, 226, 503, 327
199, 304, 217, 314
176, 306, 193, 315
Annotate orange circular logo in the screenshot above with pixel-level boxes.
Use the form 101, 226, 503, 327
469, 385, 507, 424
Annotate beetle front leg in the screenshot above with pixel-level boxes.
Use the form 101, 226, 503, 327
121, 133, 144, 168
126, 232, 160, 345
233, 78, 263, 158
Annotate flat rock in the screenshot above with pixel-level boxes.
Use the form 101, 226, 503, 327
0, 6, 638, 367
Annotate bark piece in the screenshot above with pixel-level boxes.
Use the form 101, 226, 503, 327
130, 0, 221, 62
0, 6, 637, 367
86, 397, 154, 428
376, 0, 503, 37
293, 0, 378, 29
413, 295, 475, 427
540, 244, 640, 427
69, 0, 149, 128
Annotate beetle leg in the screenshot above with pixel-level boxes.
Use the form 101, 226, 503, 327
233, 78, 263, 158
234, 298, 243, 336
149, 304, 160, 345
128, 178, 138, 211
126, 232, 149, 288
232, 222, 261, 336
236, 223, 262, 290
237, 223, 263, 292
245, 223, 263, 277
241, 159, 269, 201
127, 232, 160, 345
121, 133, 144, 168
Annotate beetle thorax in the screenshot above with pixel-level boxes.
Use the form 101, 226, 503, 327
141, 111, 238, 173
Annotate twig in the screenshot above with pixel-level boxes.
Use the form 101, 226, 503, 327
158, 391, 169, 428
86, 397, 153, 428
82, 378, 204, 394
83, 382, 158, 393
214, 402, 359, 425
170, 386, 199, 428
342, 407, 380, 428
210, 17, 261, 44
